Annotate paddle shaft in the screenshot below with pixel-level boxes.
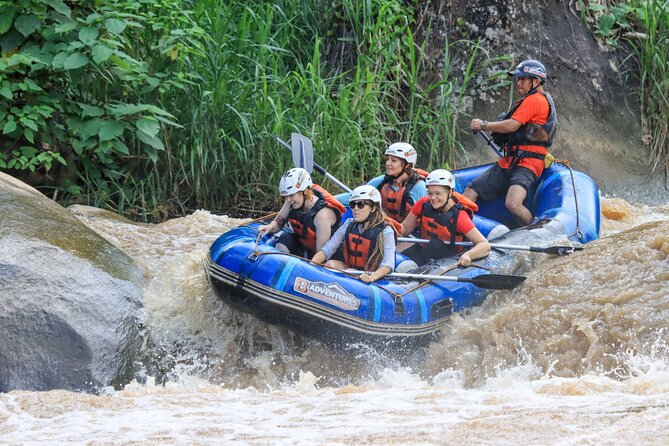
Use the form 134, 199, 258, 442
397, 237, 582, 255
473, 130, 503, 158
274, 136, 352, 193
344, 269, 525, 290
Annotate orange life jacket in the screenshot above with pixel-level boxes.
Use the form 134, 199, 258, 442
378, 169, 429, 222
419, 192, 478, 246
342, 222, 386, 270
288, 185, 346, 253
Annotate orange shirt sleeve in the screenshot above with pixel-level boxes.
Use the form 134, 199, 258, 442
455, 210, 475, 235
510, 93, 549, 125
411, 196, 430, 216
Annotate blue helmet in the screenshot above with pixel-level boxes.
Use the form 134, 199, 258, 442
507, 60, 547, 82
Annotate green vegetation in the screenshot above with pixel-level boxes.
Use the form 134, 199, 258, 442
579, 0, 669, 178
0, 0, 508, 219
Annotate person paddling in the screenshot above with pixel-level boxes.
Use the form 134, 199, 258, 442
400, 169, 490, 267
258, 167, 345, 259
366, 142, 428, 224
312, 185, 396, 283
467, 59, 558, 226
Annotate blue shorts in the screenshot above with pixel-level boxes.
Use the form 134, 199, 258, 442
468, 164, 538, 202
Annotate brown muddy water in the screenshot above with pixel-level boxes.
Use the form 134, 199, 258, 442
1, 197, 668, 445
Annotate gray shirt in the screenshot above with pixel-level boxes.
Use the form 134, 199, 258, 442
320, 219, 396, 271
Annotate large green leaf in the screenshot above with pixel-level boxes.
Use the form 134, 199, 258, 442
112, 140, 129, 155
0, 81, 12, 100
80, 104, 104, 117
0, 6, 17, 34
92, 44, 113, 63
98, 120, 125, 141
136, 118, 160, 137
137, 131, 164, 151
0, 29, 25, 52
81, 118, 102, 140
49, 0, 72, 18
64, 52, 89, 69
79, 26, 99, 45
19, 117, 38, 132
14, 15, 42, 38
105, 18, 127, 35
2, 119, 17, 135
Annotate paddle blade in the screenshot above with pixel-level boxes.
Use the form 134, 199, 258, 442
468, 273, 526, 290
291, 133, 314, 173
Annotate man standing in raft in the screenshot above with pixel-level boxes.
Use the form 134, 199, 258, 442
258, 167, 345, 259
467, 59, 558, 226
400, 169, 490, 267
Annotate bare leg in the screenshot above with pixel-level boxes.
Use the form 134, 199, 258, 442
396, 241, 413, 252
324, 259, 347, 270
275, 243, 290, 253
505, 185, 533, 226
463, 186, 478, 202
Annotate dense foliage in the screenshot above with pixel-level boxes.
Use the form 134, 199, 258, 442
2, 0, 665, 219
0, 0, 507, 219
578, 0, 669, 178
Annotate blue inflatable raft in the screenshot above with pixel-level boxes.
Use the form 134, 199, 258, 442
207, 162, 601, 346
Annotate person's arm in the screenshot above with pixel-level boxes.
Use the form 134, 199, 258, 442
359, 266, 391, 283
458, 227, 490, 266
401, 212, 419, 236
258, 201, 291, 235
359, 226, 396, 282
318, 220, 350, 260
470, 118, 521, 134
313, 207, 338, 252
311, 250, 326, 264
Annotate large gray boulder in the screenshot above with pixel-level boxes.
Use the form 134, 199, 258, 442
0, 173, 144, 392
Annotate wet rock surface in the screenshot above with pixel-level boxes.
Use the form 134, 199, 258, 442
0, 173, 145, 392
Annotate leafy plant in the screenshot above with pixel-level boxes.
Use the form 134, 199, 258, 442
0, 0, 182, 215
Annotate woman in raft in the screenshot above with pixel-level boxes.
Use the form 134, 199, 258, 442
312, 185, 396, 283
366, 142, 428, 224
400, 169, 490, 267
258, 167, 346, 259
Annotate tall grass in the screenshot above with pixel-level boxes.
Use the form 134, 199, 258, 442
578, 0, 669, 180
81, 0, 504, 218
632, 0, 669, 178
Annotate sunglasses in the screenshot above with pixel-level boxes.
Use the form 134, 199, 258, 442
351, 201, 371, 209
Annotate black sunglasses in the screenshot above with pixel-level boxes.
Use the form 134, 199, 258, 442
351, 201, 371, 209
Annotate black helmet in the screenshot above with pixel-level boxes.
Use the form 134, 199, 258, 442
507, 59, 547, 82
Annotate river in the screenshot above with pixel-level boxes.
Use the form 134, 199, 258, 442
1, 197, 668, 445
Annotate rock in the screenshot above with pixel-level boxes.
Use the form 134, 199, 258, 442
0, 172, 145, 392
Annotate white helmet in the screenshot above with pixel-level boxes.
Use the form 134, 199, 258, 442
349, 184, 382, 205
385, 142, 417, 165
279, 167, 312, 196
425, 169, 456, 189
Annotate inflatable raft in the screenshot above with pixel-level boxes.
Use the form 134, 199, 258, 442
207, 162, 600, 346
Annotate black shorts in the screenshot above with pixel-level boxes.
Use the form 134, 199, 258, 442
276, 231, 344, 261
277, 232, 312, 257
402, 239, 460, 267
468, 164, 538, 202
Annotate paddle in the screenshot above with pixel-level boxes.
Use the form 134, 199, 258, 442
274, 134, 352, 193
473, 130, 503, 157
290, 132, 313, 173
344, 269, 526, 290
397, 237, 583, 256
